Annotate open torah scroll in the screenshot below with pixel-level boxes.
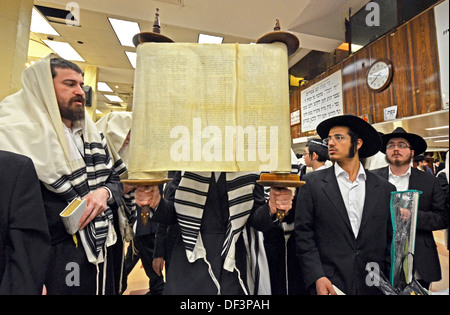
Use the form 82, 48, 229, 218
128, 42, 291, 179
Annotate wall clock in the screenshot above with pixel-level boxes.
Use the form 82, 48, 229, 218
366, 59, 393, 92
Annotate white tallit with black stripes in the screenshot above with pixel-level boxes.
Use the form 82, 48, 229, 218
174, 171, 259, 288
53, 131, 118, 265
96, 112, 136, 242
0, 54, 118, 265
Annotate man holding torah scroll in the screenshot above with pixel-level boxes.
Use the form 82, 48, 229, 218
0, 56, 124, 295
129, 40, 296, 294
135, 173, 293, 294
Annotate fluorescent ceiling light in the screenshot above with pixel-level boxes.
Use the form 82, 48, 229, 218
423, 135, 448, 140
104, 95, 123, 103
351, 44, 364, 52
30, 7, 60, 36
337, 42, 364, 52
198, 33, 223, 44
42, 40, 85, 62
293, 136, 308, 144
434, 139, 449, 142
425, 125, 449, 131
108, 18, 141, 47
125, 51, 137, 68
98, 82, 113, 92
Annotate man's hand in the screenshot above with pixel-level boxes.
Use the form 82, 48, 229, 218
315, 277, 337, 295
122, 183, 135, 195
135, 185, 161, 209
79, 187, 110, 229
152, 257, 165, 276
399, 207, 412, 221
268, 187, 294, 215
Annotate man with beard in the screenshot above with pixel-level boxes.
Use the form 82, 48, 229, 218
0, 56, 124, 294
295, 114, 396, 295
372, 127, 448, 290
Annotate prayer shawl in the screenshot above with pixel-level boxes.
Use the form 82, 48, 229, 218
96, 112, 136, 294
0, 54, 117, 265
95, 111, 132, 168
96, 112, 136, 242
173, 171, 261, 294
243, 225, 271, 295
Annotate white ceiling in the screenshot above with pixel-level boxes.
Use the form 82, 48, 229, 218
30, 0, 369, 114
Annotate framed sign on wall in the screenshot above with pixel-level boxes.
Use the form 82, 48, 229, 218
301, 70, 343, 132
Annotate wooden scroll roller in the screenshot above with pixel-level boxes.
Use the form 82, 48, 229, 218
256, 18, 300, 56
122, 178, 170, 225
257, 173, 305, 221
256, 19, 303, 221
125, 8, 173, 225
132, 8, 174, 47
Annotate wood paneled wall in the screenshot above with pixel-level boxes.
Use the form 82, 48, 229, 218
290, 7, 443, 140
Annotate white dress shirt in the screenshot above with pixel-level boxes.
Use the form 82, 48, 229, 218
388, 166, 411, 191
315, 164, 329, 172
62, 121, 84, 160
387, 165, 421, 279
335, 162, 367, 238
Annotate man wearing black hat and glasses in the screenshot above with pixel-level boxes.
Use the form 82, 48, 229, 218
372, 127, 448, 290
295, 114, 396, 295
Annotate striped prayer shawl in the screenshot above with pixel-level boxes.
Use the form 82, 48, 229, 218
242, 226, 271, 294
46, 132, 120, 264
174, 171, 259, 272
0, 54, 122, 265
96, 112, 136, 242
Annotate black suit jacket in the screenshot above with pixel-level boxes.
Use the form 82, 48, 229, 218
0, 151, 51, 294
372, 166, 449, 282
295, 165, 395, 295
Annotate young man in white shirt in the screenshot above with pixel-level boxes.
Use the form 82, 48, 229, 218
295, 114, 396, 295
303, 139, 329, 173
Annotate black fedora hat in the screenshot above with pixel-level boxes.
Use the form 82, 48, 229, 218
380, 127, 427, 156
413, 155, 425, 162
316, 114, 382, 158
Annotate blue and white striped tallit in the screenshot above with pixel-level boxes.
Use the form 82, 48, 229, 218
173, 171, 260, 293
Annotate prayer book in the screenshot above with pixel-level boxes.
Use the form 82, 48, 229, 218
332, 285, 346, 295
59, 198, 86, 234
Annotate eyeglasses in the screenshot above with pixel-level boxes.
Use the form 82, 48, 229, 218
323, 134, 347, 145
386, 143, 410, 150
